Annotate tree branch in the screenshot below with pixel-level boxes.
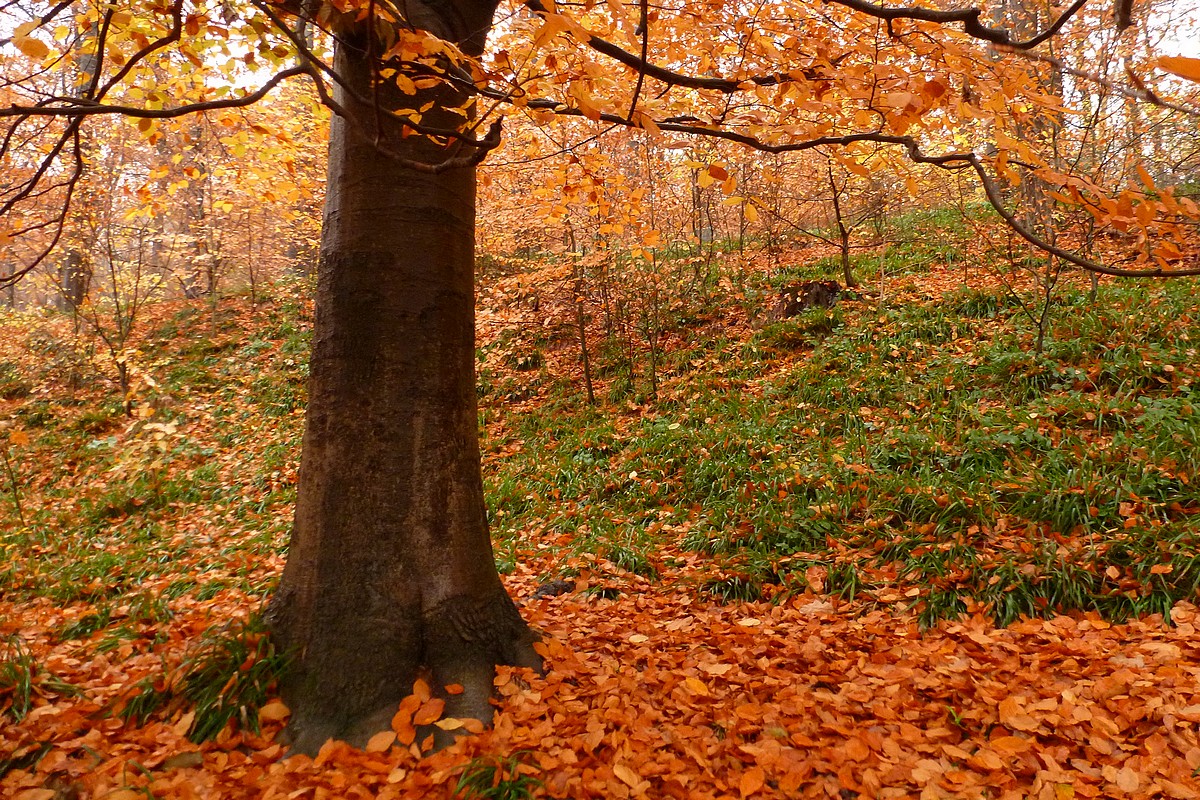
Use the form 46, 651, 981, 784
505, 94, 1200, 278
1, 67, 311, 119
0, 0, 76, 48
997, 47, 1200, 117
822, 0, 1090, 49
523, 0, 834, 92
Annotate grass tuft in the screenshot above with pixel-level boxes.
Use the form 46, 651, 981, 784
454, 751, 542, 800
116, 615, 290, 743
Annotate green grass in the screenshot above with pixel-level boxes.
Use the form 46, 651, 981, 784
0, 636, 80, 722
0, 211, 1196, 647
116, 615, 289, 743
483, 273, 1200, 627
454, 751, 542, 800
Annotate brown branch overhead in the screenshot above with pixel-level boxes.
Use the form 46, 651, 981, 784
523, 0, 835, 91
3, 0, 1194, 285
97, 0, 186, 100
0, 0, 75, 48
1, 66, 310, 119
1114, 0, 1134, 30
0, 124, 83, 289
507, 95, 1200, 278
521, 0, 1085, 103
822, 0, 1090, 49
626, 0, 650, 120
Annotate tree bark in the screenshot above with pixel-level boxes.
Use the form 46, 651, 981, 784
266, 2, 540, 755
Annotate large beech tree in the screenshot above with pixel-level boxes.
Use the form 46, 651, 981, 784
2, 0, 1199, 753
261, 1, 545, 752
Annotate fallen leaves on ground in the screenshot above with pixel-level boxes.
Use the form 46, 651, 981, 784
4, 570, 1200, 799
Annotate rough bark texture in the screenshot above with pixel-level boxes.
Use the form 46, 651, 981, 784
266, 1, 540, 755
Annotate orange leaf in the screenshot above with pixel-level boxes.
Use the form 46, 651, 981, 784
15, 790, 58, 800
1115, 766, 1141, 793
365, 730, 397, 753
990, 736, 1032, 756
612, 763, 641, 789
740, 766, 766, 797
1159, 55, 1200, 83
968, 749, 1005, 771
684, 677, 710, 696
998, 697, 1038, 732
413, 697, 445, 726
15, 34, 50, 61
258, 699, 290, 723
394, 718, 417, 746
313, 738, 341, 768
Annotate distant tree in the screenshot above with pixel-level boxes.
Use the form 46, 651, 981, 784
2, 0, 1198, 754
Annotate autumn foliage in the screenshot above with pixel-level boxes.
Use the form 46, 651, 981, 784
3, 0, 1200, 794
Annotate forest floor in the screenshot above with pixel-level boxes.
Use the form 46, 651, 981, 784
2, 219, 1200, 799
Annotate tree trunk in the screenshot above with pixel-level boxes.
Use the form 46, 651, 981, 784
58, 250, 89, 311
266, 4, 540, 755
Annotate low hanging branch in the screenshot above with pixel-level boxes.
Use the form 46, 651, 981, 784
821, 0, 1090, 48
523, 0, 837, 91
0, 65, 311, 120
503, 0, 1196, 280
522, 0, 1087, 99
492, 92, 1200, 279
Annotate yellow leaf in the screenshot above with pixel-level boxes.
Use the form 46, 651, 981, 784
744, 203, 759, 223
173, 711, 195, 736
685, 676, 710, 696
1158, 55, 1200, 83
16, 34, 50, 61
